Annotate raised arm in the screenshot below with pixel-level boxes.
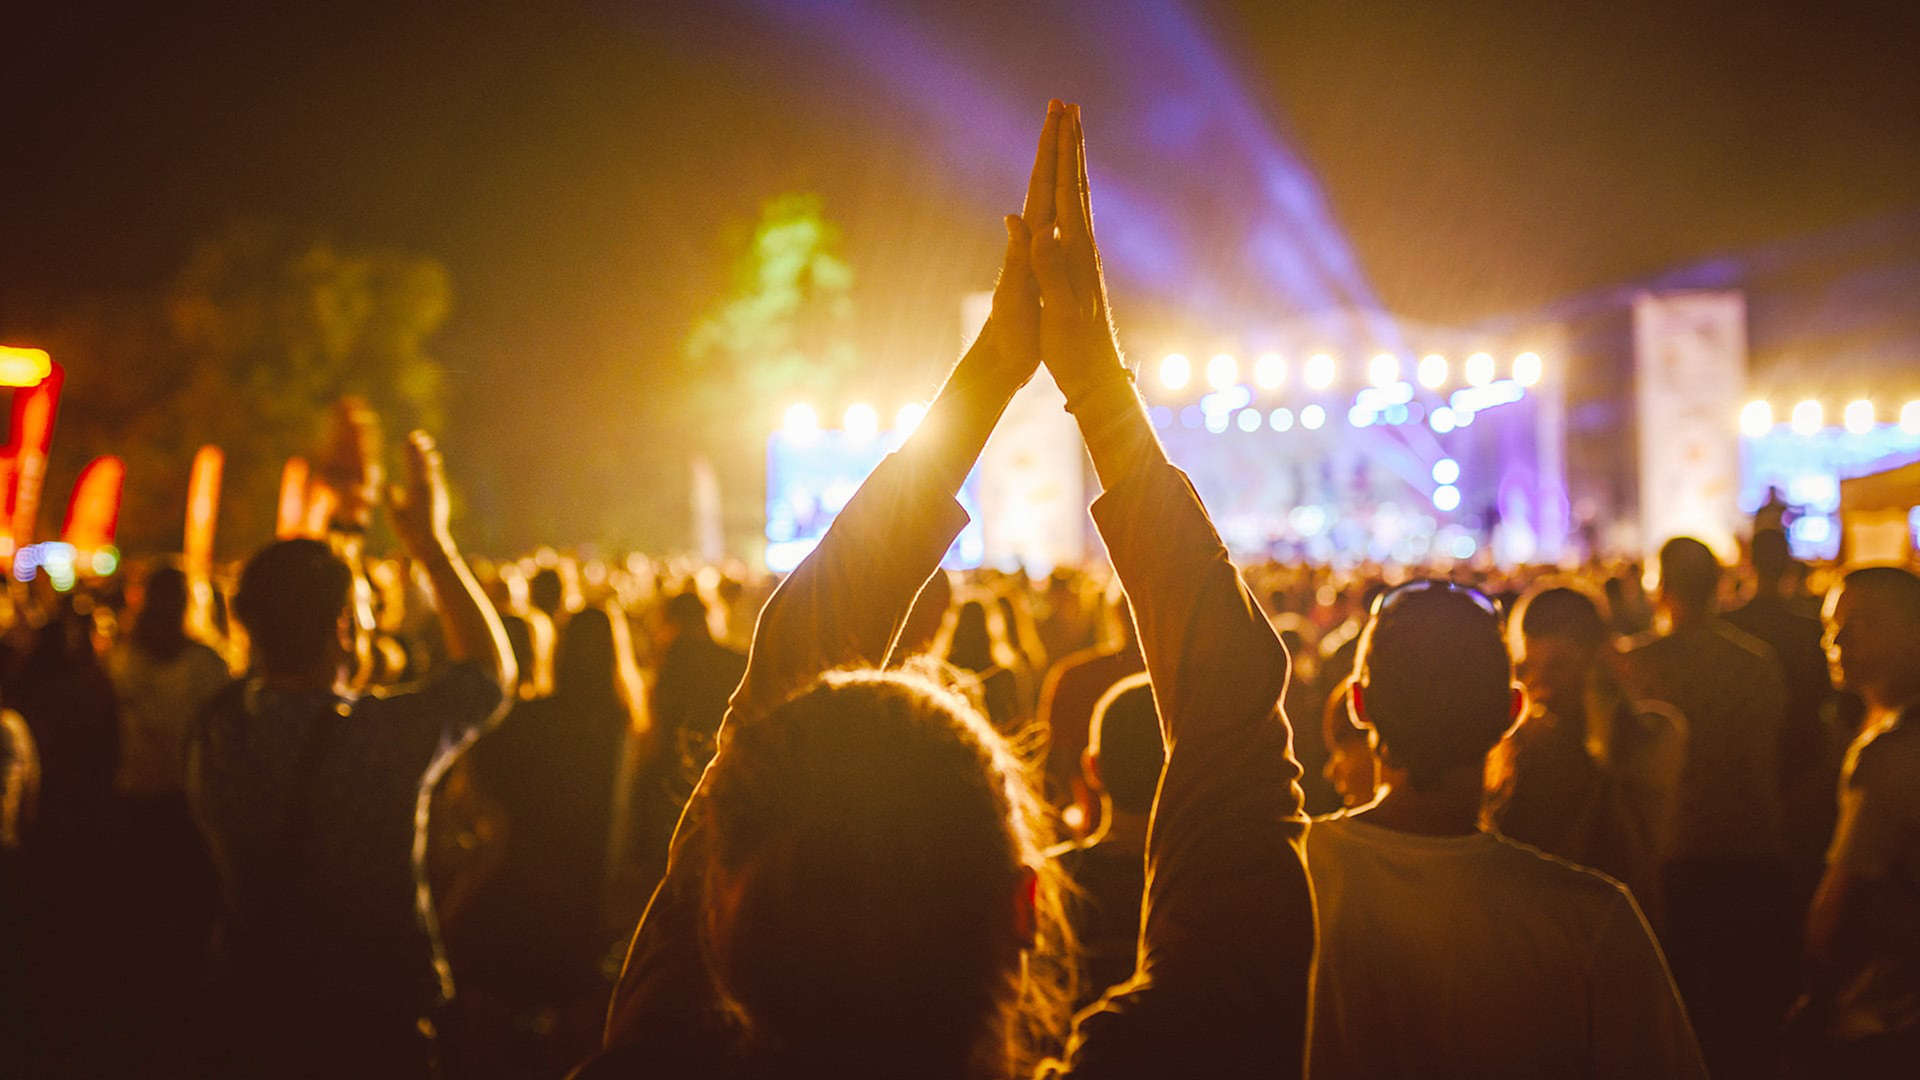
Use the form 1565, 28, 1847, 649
385, 430, 516, 696
1032, 105, 1312, 1080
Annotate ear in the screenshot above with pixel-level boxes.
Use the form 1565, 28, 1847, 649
1510, 683, 1527, 723
1348, 682, 1370, 727
1081, 745, 1102, 793
1012, 865, 1039, 945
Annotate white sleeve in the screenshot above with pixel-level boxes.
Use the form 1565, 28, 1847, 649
1589, 888, 1708, 1078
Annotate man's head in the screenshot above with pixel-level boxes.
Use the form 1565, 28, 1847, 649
1082, 672, 1162, 818
1822, 566, 1920, 707
1508, 585, 1607, 716
528, 567, 565, 618
1750, 529, 1795, 594
664, 589, 712, 640
1656, 537, 1721, 622
1351, 582, 1522, 789
234, 539, 366, 680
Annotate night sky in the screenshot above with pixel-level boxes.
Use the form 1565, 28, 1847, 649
5, 0, 1917, 549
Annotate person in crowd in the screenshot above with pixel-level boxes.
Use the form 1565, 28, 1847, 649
188, 431, 514, 1078
1051, 672, 1159, 1010
1790, 566, 1920, 1075
1038, 589, 1143, 829
943, 594, 1028, 734
896, 566, 956, 658
1035, 568, 1098, 666
452, 604, 642, 1077
644, 590, 747, 797
587, 99, 1310, 1080
1319, 676, 1378, 809
1725, 528, 1842, 893
1622, 536, 1795, 1074
1308, 579, 1705, 1077
1487, 585, 1652, 900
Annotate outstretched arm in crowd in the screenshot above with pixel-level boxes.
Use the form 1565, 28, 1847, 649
386, 430, 516, 696
1031, 105, 1313, 1080
600, 102, 1067, 1053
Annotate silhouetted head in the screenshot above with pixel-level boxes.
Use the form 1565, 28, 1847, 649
1656, 537, 1721, 619
130, 562, 192, 660
1750, 528, 1794, 591
528, 567, 565, 617
946, 598, 1009, 674
1823, 566, 1920, 706
1352, 582, 1520, 790
1083, 673, 1162, 817
665, 590, 712, 639
1508, 585, 1607, 718
555, 606, 617, 703
696, 666, 1067, 1076
234, 539, 366, 680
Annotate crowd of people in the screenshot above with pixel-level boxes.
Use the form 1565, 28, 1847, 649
3, 100, 1917, 1078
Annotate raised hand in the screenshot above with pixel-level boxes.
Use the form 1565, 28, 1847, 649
386, 430, 453, 557
1027, 104, 1130, 404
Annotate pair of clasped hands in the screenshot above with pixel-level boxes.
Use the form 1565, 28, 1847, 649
961, 100, 1131, 411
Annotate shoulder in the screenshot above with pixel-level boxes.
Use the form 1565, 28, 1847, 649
1485, 832, 1631, 900
1851, 717, 1920, 787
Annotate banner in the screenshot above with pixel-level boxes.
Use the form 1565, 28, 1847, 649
62, 456, 125, 552
1633, 291, 1747, 558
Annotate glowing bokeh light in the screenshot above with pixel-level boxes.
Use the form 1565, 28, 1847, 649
1368, 353, 1400, 389
1305, 353, 1336, 390
1417, 353, 1447, 389
1433, 485, 1462, 512
1161, 353, 1191, 390
1300, 404, 1327, 430
894, 402, 927, 437
1254, 352, 1286, 390
1205, 353, 1238, 390
843, 402, 879, 441
0, 346, 52, 387
1903, 400, 1920, 435
1790, 399, 1824, 435
1236, 408, 1263, 432
1431, 458, 1461, 485
1429, 406, 1457, 434
782, 402, 819, 437
1740, 400, 1774, 437
1269, 407, 1294, 431
1512, 352, 1542, 387
1464, 352, 1495, 387
1842, 399, 1875, 434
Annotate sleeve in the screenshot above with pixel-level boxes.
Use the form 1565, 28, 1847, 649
414, 658, 509, 748
1826, 734, 1910, 883
603, 449, 970, 1051
1051, 432, 1313, 1078
1588, 889, 1709, 1078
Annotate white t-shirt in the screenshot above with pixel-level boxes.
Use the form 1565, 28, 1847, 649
1306, 813, 1706, 1079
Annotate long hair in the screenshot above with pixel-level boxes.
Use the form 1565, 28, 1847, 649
696, 664, 1072, 1077
553, 604, 644, 722
130, 563, 193, 663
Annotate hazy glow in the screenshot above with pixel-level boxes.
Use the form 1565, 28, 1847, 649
1740, 399, 1774, 437
1903, 400, 1920, 435
782, 402, 819, 436
1269, 407, 1294, 431
1432, 458, 1460, 485
1300, 403, 1327, 430
894, 402, 927, 437
1512, 351, 1542, 387
1368, 353, 1400, 388
1236, 408, 1263, 432
1206, 352, 1238, 390
1843, 398, 1875, 434
1305, 352, 1336, 390
1464, 352, 1495, 387
1429, 406, 1457, 433
1254, 351, 1286, 389
1790, 399, 1824, 435
844, 402, 879, 441
1417, 353, 1447, 389
1161, 353, 1191, 390
0, 345, 52, 387
1433, 484, 1462, 512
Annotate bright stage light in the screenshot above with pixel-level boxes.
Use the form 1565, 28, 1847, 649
1464, 352, 1495, 387
1369, 353, 1400, 389
1304, 353, 1336, 391
1236, 408, 1263, 432
782, 402, 819, 437
1206, 353, 1238, 390
1843, 399, 1875, 434
1255, 352, 1286, 390
1160, 353, 1191, 390
1418, 354, 1447, 389
0, 345, 52, 387
1790, 399, 1824, 435
1433, 485, 1462, 512
1300, 404, 1327, 430
1429, 406, 1457, 434
1432, 458, 1460, 485
1513, 352, 1542, 387
1269, 407, 1295, 432
894, 402, 927, 437
844, 402, 879, 441
1349, 405, 1375, 428
1903, 400, 1920, 435
1740, 400, 1774, 437
1204, 411, 1230, 434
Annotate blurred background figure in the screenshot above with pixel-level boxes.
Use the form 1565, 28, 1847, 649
631, 590, 745, 884
1038, 590, 1143, 834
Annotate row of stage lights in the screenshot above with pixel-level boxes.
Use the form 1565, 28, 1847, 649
1152, 350, 1545, 395
1740, 398, 1920, 438
780, 401, 928, 441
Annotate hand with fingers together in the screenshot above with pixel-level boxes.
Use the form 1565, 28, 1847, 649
386, 430, 455, 559
1025, 102, 1131, 406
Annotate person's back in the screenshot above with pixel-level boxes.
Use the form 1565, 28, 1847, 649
1309, 816, 1692, 1077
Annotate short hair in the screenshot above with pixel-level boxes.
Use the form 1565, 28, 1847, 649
1086, 673, 1162, 815
1355, 588, 1513, 788
665, 590, 710, 632
1751, 529, 1794, 584
233, 539, 353, 675
1841, 566, 1920, 626
1657, 537, 1721, 610
528, 567, 564, 615
1512, 585, 1607, 649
